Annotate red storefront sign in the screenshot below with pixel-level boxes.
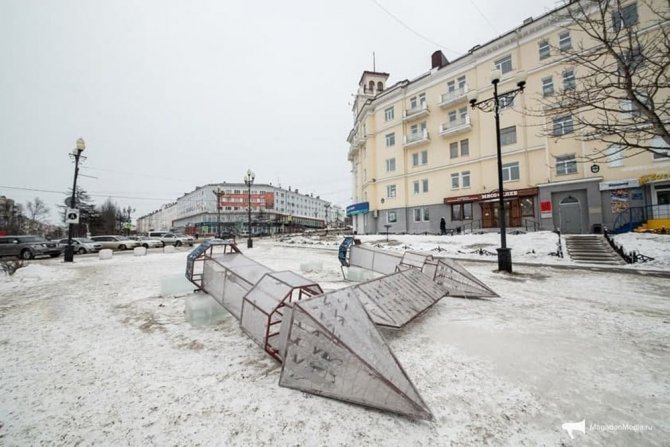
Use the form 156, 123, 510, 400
444, 187, 538, 204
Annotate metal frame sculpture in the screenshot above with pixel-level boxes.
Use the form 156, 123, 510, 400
186, 238, 498, 420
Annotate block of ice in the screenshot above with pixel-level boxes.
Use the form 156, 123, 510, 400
134, 247, 147, 256
347, 266, 374, 281
163, 245, 176, 253
99, 249, 113, 260
185, 294, 228, 327
160, 274, 194, 297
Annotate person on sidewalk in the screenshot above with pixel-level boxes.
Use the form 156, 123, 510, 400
440, 217, 447, 235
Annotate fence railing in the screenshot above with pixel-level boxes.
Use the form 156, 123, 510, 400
603, 228, 655, 263
524, 218, 541, 232
612, 204, 670, 234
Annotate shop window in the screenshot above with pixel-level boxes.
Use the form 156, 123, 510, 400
451, 202, 473, 221
520, 197, 535, 217
387, 211, 397, 223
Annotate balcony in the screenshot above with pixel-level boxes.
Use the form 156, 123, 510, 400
403, 129, 430, 147
402, 103, 429, 122
440, 115, 471, 137
353, 133, 367, 147
439, 86, 468, 108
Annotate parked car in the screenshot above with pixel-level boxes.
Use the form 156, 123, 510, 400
0, 235, 63, 259
159, 233, 195, 247
135, 236, 163, 249
57, 238, 103, 254
90, 235, 141, 251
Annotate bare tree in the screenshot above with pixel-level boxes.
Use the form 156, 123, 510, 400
25, 197, 50, 232
536, 0, 669, 162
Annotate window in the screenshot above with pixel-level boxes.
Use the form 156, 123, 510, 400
500, 126, 517, 145
460, 139, 469, 157
539, 40, 550, 60
556, 154, 578, 175
542, 77, 554, 96
553, 115, 574, 136
412, 150, 428, 166
387, 211, 397, 223
499, 93, 515, 109
451, 173, 459, 189
451, 202, 473, 221
386, 185, 396, 198
448, 110, 457, 123
559, 31, 572, 50
502, 162, 520, 182
450, 140, 469, 158
386, 158, 396, 172
421, 150, 428, 165
613, 2, 638, 31
457, 76, 466, 89
413, 181, 420, 194
412, 153, 419, 166
494, 55, 513, 74
422, 179, 429, 192
447, 79, 456, 92
461, 171, 470, 188
384, 107, 394, 121
520, 197, 534, 217
414, 208, 430, 222
450, 142, 459, 159
459, 106, 468, 120
651, 136, 670, 159
563, 69, 576, 90
410, 93, 426, 109
606, 144, 624, 167
410, 122, 427, 137
385, 132, 395, 147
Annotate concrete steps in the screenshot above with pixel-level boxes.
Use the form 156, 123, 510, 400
564, 235, 625, 265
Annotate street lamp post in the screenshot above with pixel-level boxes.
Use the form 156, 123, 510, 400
64, 138, 86, 263
467, 69, 526, 273
244, 169, 255, 248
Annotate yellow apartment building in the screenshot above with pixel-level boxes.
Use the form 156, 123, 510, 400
346, 0, 669, 235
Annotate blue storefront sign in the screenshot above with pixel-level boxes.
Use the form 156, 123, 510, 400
346, 202, 369, 216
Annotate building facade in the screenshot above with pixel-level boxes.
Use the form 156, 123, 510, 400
137, 183, 332, 236
347, 0, 669, 235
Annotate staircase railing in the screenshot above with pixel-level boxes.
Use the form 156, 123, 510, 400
549, 229, 563, 258
460, 219, 482, 234
523, 218, 541, 232
603, 228, 655, 263
611, 203, 670, 234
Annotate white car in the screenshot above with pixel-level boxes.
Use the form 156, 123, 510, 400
57, 238, 103, 254
136, 236, 163, 249
159, 233, 195, 247
90, 235, 141, 251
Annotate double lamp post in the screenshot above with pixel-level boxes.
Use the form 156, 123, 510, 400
467, 69, 526, 273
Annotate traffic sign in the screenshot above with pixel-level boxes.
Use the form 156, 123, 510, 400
65, 208, 80, 224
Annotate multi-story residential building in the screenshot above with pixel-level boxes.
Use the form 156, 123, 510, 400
0, 195, 19, 235
347, 0, 669, 235
137, 183, 331, 236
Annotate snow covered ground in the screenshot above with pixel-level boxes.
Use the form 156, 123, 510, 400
1, 232, 669, 446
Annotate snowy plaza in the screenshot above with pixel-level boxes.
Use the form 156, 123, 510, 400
0, 231, 668, 445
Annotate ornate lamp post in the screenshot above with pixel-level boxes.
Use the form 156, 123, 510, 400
244, 169, 255, 248
467, 69, 526, 273
64, 138, 86, 263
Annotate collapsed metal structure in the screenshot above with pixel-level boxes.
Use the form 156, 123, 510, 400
185, 238, 498, 420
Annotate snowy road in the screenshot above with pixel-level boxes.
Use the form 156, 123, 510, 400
1, 240, 668, 446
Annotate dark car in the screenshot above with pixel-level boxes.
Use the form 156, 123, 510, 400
0, 235, 63, 259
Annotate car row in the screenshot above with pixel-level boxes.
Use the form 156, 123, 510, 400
0, 235, 63, 259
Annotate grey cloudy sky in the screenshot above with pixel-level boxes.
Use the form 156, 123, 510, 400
0, 0, 560, 223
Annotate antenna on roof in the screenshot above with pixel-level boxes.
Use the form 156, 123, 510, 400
373, 51, 376, 71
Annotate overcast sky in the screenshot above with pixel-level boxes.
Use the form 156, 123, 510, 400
0, 0, 561, 224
